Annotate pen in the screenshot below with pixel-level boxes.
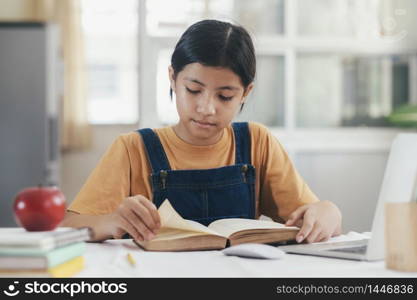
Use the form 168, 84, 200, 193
127, 252, 136, 266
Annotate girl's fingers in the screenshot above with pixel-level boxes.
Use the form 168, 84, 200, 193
304, 224, 321, 243
317, 233, 330, 243
130, 199, 158, 233
293, 219, 303, 228
123, 209, 154, 241
117, 215, 143, 241
296, 216, 315, 243
140, 198, 161, 228
285, 205, 309, 226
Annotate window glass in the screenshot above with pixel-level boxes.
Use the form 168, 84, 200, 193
81, 0, 139, 124
236, 56, 285, 126
296, 54, 410, 127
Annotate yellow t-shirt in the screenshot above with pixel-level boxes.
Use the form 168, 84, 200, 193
68, 122, 319, 222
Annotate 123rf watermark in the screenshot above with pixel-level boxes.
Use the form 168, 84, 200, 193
3, 281, 127, 297
276, 284, 415, 296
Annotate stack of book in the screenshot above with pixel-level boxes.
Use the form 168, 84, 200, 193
0, 227, 92, 277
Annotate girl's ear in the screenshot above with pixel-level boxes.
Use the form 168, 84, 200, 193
242, 82, 254, 102
168, 65, 176, 93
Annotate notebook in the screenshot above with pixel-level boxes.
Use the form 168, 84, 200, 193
279, 133, 417, 261
0, 242, 86, 269
0, 227, 92, 251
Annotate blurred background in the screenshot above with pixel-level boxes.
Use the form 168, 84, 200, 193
0, 0, 416, 232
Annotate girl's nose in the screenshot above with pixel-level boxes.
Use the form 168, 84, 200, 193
196, 96, 215, 115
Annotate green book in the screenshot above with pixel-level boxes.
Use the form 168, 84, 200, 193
0, 242, 86, 269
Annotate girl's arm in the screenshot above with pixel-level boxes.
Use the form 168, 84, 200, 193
250, 123, 342, 242
60, 211, 113, 242
60, 195, 161, 242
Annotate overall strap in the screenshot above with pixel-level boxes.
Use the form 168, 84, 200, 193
232, 122, 251, 164
137, 128, 171, 172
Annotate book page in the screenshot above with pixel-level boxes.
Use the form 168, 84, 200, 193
208, 218, 299, 237
149, 228, 212, 241
158, 199, 224, 237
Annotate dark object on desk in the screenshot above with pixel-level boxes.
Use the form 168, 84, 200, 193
122, 233, 131, 239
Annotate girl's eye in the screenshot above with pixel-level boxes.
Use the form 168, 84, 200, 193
219, 95, 233, 101
186, 87, 233, 101
186, 87, 200, 94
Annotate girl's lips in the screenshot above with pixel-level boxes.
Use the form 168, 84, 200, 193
192, 119, 216, 128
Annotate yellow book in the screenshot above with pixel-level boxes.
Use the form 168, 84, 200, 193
0, 256, 84, 278
49, 256, 84, 277
135, 200, 299, 252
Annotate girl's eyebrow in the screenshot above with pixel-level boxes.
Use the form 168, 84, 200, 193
184, 77, 240, 91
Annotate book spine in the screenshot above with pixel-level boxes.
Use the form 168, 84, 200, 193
52, 228, 92, 249
0, 228, 92, 250
0, 256, 85, 278
37, 228, 92, 250
0, 242, 85, 269
0, 241, 86, 256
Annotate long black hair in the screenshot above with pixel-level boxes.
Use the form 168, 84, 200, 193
170, 19, 256, 106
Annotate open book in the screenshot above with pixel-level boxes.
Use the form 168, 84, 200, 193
134, 200, 299, 251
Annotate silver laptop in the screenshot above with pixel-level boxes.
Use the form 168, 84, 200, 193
279, 133, 417, 261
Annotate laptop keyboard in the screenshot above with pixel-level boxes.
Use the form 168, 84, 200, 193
329, 245, 368, 254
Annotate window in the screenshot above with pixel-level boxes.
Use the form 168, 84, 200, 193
81, 0, 139, 124
296, 54, 411, 127
146, 0, 234, 36
236, 56, 285, 126
142, 0, 416, 130
156, 49, 178, 125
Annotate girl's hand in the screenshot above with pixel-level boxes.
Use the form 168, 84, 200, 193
285, 200, 342, 243
108, 195, 161, 241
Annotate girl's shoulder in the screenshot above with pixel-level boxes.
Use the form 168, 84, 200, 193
247, 121, 287, 156
119, 130, 141, 143
247, 121, 273, 144
247, 121, 269, 136
116, 127, 172, 149
113, 130, 145, 153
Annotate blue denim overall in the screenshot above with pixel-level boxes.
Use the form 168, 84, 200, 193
138, 122, 256, 226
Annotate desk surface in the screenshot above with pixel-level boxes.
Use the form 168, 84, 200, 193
76, 232, 417, 278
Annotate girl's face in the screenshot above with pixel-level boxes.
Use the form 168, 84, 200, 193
169, 63, 253, 146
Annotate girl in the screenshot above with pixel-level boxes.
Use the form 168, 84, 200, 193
62, 20, 342, 244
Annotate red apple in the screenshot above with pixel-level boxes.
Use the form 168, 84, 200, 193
13, 185, 66, 231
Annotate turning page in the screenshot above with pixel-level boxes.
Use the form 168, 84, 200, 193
158, 199, 224, 237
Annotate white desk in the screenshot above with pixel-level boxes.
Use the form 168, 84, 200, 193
75, 232, 417, 278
